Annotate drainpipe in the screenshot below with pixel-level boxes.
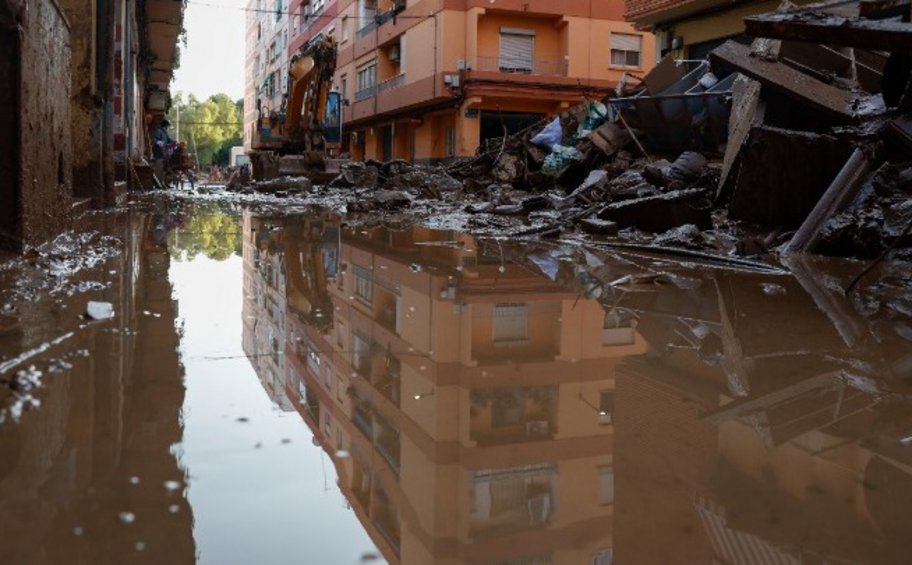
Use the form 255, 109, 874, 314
124, 0, 133, 189
100, 0, 116, 206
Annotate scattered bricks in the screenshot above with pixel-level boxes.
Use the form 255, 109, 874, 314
598, 188, 713, 232
580, 218, 619, 236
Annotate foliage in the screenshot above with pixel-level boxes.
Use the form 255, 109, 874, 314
169, 208, 241, 262
167, 93, 243, 166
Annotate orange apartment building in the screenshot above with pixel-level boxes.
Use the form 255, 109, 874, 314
273, 222, 639, 563
238, 212, 912, 563
282, 0, 655, 163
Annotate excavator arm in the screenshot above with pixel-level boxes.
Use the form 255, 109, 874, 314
284, 34, 338, 147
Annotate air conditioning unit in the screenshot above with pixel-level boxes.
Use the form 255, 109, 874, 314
388, 45, 400, 61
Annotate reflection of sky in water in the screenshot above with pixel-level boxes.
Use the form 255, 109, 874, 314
171, 254, 378, 565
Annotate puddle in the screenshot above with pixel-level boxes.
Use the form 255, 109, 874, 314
1, 197, 912, 563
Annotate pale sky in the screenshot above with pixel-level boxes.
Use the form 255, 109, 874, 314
172, 0, 248, 102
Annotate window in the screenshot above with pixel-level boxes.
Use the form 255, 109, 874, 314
610, 33, 642, 68
599, 467, 614, 505
336, 321, 345, 349
602, 309, 636, 346
337, 428, 344, 448
337, 377, 346, 402
341, 16, 350, 41
499, 27, 535, 73
358, 0, 377, 30
340, 74, 348, 99
593, 548, 613, 565
356, 64, 377, 100
599, 391, 613, 425
493, 303, 528, 345
354, 265, 373, 303
275, 0, 283, 21
353, 332, 371, 374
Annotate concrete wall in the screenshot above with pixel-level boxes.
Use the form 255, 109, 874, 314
2, 0, 75, 251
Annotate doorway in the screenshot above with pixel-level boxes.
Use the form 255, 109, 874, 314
0, 30, 20, 249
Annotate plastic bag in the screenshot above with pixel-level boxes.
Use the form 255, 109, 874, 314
542, 145, 584, 175
571, 101, 610, 143
530, 117, 562, 149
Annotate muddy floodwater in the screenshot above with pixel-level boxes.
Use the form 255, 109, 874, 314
1, 196, 912, 564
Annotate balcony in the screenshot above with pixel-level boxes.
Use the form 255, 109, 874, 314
475, 56, 568, 78
357, 19, 378, 39
355, 85, 376, 102
376, 73, 406, 94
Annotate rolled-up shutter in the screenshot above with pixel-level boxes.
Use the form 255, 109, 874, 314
499, 29, 535, 73
610, 33, 641, 52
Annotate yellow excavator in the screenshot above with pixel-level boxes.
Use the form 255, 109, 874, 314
249, 34, 346, 182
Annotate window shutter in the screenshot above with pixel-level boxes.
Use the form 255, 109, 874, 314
611, 33, 641, 52
499, 32, 534, 72
493, 303, 529, 342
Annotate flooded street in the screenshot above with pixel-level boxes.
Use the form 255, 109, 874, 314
2, 195, 912, 564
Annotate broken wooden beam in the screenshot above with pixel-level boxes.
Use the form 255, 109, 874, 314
785, 147, 875, 254
597, 188, 712, 232
709, 41, 867, 121
744, 11, 912, 52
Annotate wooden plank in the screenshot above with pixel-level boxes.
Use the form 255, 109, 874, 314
744, 12, 912, 52
709, 40, 863, 120
785, 147, 874, 253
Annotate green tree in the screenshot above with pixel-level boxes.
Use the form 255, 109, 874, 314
168, 92, 243, 166
169, 208, 241, 262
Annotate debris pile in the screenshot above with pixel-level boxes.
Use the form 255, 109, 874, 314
232, 0, 912, 265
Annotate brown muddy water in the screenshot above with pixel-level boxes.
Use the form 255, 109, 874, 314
1, 196, 912, 564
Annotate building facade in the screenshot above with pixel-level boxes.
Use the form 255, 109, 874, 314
0, 0, 183, 252
267, 220, 635, 563
243, 0, 655, 163
244, 0, 291, 151
624, 0, 811, 60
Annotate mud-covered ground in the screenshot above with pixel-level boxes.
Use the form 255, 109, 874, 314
1, 190, 912, 564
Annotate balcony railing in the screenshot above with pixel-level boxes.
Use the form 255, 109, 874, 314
476, 56, 569, 77
376, 73, 406, 94
354, 85, 376, 102
357, 19, 378, 39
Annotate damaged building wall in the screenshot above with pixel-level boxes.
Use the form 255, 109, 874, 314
0, 0, 74, 251
625, 0, 814, 59
58, 0, 104, 203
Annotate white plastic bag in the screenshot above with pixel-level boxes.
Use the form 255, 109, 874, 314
530, 117, 562, 149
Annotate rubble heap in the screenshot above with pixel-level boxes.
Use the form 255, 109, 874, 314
239, 0, 912, 264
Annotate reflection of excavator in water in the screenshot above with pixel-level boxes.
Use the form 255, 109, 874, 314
285, 215, 340, 334
249, 34, 347, 183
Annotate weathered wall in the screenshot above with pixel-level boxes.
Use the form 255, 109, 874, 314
0, 29, 20, 249
12, 0, 74, 249
59, 0, 104, 201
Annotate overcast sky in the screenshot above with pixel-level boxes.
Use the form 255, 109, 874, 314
172, 0, 248, 102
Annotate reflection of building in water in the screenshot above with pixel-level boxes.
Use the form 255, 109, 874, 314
0, 213, 194, 563
284, 224, 642, 565
613, 272, 912, 564
242, 212, 292, 411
